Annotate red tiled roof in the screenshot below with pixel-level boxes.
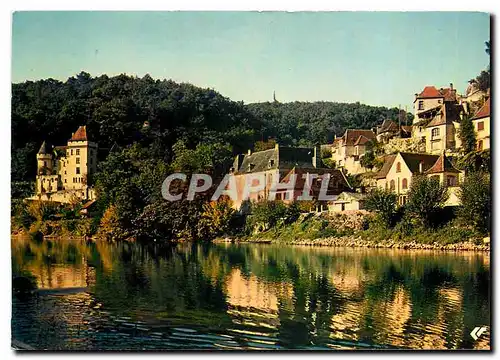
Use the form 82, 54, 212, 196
416, 86, 443, 99
472, 98, 490, 120
70, 126, 88, 141
401, 125, 412, 133
440, 88, 457, 102
415, 86, 456, 101
426, 152, 460, 174
354, 135, 372, 146
341, 129, 376, 146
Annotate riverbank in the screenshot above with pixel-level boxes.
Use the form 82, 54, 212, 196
215, 235, 490, 252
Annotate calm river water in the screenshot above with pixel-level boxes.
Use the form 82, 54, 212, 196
11, 237, 490, 350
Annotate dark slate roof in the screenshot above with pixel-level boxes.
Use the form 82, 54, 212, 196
399, 152, 439, 174
235, 146, 316, 174
426, 152, 460, 174
37, 141, 51, 155
374, 154, 397, 179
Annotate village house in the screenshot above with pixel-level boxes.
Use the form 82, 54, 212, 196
375, 119, 411, 143
411, 85, 463, 154
328, 191, 367, 213
374, 151, 463, 206
471, 97, 490, 151
230, 143, 351, 211
331, 129, 377, 174
28, 125, 98, 203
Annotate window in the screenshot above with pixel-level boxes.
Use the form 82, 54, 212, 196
447, 175, 457, 187
390, 180, 395, 191
399, 195, 407, 206
71, 149, 73, 155
90, 158, 93, 165
76, 157, 80, 164
418, 100, 424, 110
64, 179, 67, 183
43, 161, 47, 167
402, 178, 408, 190
64, 171, 67, 175
76, 149, 80, 155
73, 177, 76, 183
76, 167, 80, 174
396, 162, 401, 173
477, 140, 483, 151
431, 128, 440, 137
478, 121, 484, 131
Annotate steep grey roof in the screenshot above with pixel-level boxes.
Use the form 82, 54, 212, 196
37, 141, 51, 155
235, 146, 317, 174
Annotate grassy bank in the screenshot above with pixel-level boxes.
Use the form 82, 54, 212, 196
224, 212, 489, 251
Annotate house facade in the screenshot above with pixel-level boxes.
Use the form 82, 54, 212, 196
471, 98, 490, 151
412, 85, 463, 155
29, 125, 98, 203
374, 152, 462, 206
230, 144, 351, 210
328, 191, 367, 213
331, 129, 377, 175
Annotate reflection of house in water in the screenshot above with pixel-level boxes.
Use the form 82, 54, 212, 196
224, 268, 294, 344
26, 257, 96, 290
225, 268, 293, 312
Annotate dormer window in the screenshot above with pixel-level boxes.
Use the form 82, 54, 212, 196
418, 100, 424, 110
248, 163, 255, 172
268, 159, 275, 168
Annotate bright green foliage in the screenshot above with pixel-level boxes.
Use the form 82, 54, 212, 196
458, 115, 477, 154
406, 176, 448, 228
198, 199, 236, 240
458, 172, 491, 234
248, 200, 301, 231
457, 149, 491, 174
364, 188, 398, 227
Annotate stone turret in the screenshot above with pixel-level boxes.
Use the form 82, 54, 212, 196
36, 141, 53, 175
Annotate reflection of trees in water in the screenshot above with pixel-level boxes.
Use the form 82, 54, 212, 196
11, 238, 490, 349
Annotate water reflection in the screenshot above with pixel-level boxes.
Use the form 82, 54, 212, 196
11, 237, 490, 350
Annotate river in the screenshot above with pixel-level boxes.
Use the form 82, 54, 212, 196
11, 237, 490, 350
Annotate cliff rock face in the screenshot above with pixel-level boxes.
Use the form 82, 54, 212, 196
326, 210, 371, 231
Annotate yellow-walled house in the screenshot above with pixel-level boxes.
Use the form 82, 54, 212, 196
411, 85, 463, 155
471, 98, 490, 151
29, 125, 98, 203
331, 129, 376, 175
374, 152, 463, 206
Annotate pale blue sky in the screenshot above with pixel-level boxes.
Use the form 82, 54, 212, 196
12, 11, 490, 108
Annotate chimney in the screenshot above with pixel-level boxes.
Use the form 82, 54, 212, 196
450, 83, 453, 90
419, 161, 423, 174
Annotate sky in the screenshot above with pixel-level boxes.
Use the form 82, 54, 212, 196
12, 11, 490, 109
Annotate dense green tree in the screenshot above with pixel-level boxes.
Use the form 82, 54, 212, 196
458, 172, 490, 234
458, 115, 477, 154
364, 188, 397, 227
406, 176, 448, 228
